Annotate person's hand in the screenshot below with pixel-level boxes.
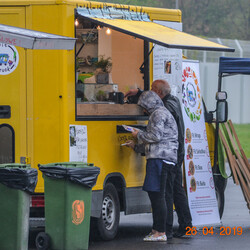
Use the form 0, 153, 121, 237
131, 128, 139, 138
125, 140, 135, 149
124, 89, 138, 98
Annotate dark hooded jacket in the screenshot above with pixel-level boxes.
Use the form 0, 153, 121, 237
136, 91, 178, 163
162, 94, 185, 167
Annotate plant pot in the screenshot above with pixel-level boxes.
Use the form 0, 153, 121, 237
96, 73, 109, 84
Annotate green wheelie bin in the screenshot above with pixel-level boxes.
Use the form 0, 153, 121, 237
0, 164, 38, 250
36, 162, 100, 250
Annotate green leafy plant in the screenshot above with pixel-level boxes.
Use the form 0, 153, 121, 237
96, 90, 107, 101
94, 55, 112, 73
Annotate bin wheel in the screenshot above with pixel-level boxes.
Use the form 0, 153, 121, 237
96, 183, 120, 240
35, 232, 51, 250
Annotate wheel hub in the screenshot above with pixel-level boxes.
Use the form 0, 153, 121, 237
102, 195, 115, 230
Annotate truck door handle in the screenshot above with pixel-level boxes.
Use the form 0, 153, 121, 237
0, 106, 11, 118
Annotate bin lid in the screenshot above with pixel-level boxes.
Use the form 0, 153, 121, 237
0, 163, 30, 168
40, 162, 94, 168
39, 162, 100, 188
0, 165, 38, 193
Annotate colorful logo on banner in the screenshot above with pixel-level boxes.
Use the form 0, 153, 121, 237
0, 43, 19, 75
72, 200, 85, 225
182, 66, 202, 122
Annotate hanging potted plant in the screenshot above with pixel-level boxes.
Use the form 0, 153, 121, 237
94, 55, 112, 84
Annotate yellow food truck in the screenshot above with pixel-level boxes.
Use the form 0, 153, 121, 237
0, 0, 233, 240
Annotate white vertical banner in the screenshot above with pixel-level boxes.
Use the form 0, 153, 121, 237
69, 125, 87, 162
153, 21, 182, 98
153, 46, 182, 97
181, 60, 220, 226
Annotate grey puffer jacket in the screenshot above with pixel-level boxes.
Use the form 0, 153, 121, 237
136, 91, 178, 163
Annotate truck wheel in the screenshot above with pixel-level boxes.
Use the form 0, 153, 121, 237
35, 232, 50, 250
97, 183, 120, 240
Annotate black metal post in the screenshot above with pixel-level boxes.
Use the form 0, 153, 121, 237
144, 41, 150, 90
214, 73, 223, 169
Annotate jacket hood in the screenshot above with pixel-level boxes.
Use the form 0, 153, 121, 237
138, 91, 164, 114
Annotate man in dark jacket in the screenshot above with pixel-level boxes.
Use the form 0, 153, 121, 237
125, 79, 192, 237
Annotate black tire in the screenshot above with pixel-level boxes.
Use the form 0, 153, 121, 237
96, 183, 120, 240
35, 232, 51, 250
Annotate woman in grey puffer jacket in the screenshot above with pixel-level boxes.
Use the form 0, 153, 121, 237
130, 91, 178, 241
136, 90, 178, 163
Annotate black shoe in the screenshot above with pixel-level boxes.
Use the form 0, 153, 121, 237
166, 233, 173, 240
173, 229, 186, 238
173, 225, 192, 238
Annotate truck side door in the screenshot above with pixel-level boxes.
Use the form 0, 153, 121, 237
0, 7, 26, 163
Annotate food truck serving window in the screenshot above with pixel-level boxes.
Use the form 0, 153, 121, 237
75, 7, 234, 120
75, 12, 148, 120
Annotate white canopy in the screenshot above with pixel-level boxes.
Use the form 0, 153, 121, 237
0, 24, 76, 50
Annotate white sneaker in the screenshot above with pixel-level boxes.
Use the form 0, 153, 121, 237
143, 232, 153, 239
143, 234, 167, 242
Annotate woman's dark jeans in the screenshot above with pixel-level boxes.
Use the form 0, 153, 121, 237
147, 162, 176, 233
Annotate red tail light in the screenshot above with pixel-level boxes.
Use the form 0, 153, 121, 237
31, 195, 44, 207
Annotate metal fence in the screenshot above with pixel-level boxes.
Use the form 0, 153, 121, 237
184, 38, 250, 124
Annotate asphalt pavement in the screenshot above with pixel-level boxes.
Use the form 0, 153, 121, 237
88, 171, 250, 250
29, 164, 250, 250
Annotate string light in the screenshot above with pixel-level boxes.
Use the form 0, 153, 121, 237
97, 25, 102, 30
106, 28, 111, 35
75, 19, 79, 26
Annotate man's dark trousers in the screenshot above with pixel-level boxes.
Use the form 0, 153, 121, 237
173, 163, 192, 230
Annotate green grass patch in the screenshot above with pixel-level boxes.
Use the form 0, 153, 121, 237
233, 124, 250, 159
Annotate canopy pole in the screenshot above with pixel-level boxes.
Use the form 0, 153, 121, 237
139, 44, 155, 74
214, 72, 223, 170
